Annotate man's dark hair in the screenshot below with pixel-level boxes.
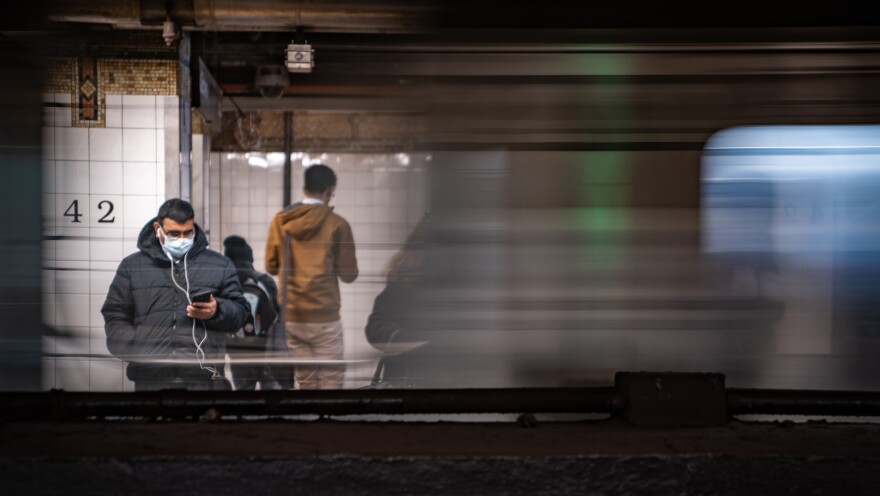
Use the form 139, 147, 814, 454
157, 198, 195, 223
304, 164, 337, 194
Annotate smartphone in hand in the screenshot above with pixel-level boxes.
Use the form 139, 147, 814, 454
190, 289, 213, 303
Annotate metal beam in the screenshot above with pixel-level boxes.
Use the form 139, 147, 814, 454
220, 96, 417, 112
5, 381, 880, 421
0, 388, 621, 421
283, 111, 292, 207
47, 0, 435, 33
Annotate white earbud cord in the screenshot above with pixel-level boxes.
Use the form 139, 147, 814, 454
169, 252, 219, 378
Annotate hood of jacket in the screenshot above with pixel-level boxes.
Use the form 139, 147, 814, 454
277, 204, 333, 240
137, 217, 209, 263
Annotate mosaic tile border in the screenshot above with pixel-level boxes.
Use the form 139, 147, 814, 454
45, 57, 179, 128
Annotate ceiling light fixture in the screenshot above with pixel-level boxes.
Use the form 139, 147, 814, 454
162, 16, 180, 46
286, 24, 314, 73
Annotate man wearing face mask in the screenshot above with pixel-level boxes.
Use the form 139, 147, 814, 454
101, 198, 249, 391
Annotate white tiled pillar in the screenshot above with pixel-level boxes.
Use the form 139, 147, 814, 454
43, 92, 172, 391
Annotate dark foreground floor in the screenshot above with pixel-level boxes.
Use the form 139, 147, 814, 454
3, 418, 880, 495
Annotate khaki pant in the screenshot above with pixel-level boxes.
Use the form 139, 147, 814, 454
285, 320, 345, 390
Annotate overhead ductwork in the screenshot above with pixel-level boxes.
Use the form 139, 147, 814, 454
48, 0, 436, 34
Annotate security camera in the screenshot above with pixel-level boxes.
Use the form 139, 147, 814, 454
254, 64, 289, 100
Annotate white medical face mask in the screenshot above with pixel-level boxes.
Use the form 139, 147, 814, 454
158, 227, 194, 258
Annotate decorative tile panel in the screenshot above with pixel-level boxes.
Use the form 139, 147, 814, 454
45, 57, 178, 128
76, 56, 100, 125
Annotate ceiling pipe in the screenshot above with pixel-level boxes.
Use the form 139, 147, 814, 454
47, 0, 436, 33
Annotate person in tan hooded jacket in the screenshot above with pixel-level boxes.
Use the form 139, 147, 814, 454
265, 164, 358, 389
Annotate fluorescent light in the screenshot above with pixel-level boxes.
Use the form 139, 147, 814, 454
248, 156, 268, 168
267, 152, 285, 166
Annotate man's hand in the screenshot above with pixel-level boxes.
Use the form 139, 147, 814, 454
188, 294, 218, 320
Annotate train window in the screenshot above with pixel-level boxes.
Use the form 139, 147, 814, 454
702, 125, 880, 390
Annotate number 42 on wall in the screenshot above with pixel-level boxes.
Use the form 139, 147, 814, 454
63, 200, 116, 223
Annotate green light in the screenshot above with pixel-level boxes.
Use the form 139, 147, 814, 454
582, 152, 623, 184
579, 152, 629, 208
571, 152, 633, 267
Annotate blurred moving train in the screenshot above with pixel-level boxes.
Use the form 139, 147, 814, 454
374, 26, 880, 390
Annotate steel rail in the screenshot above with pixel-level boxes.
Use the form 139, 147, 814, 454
727, 388, 880, 417
5, 385, 880, 421
0, 388, 621, 420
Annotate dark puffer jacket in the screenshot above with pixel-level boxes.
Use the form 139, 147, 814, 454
101, 218, 249, 381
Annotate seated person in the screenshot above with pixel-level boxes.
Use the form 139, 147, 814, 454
365, 218, 430, 386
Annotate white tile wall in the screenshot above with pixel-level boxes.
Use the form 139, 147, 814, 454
355, 226, 374, 244
267, 188, 283, 208
123, 195, 160, 229
57, 294, 91, 329
156, 161, 166, 197
89, 360, 124, 391
342, 206, 360, 225
43, 194, 56, 230
89, 230, 123, 263
56, 161, 90, 194
43, 163, 56, 209
231, 161, 251, 183
42, 93, 54, 127
89, 260, 118, 295
42, 358, 56, 390
372, 188, 392, 207
55, 127, 88, 161
227, 207, 250, 224
56, 328, 90, 354
55, 260, 90, 294
89, 294, 107, 328
43, 92, 168, 391
160, 96, 179, 114
351, 189, 368, 207
122, 228, 142, 255
42, 293, 56, 327
155, 104, 164, 130
249, 184, 269, 206
55, 359, 90, 391
248, 207, 268, 227
123, 128, 157, 162
123, 162, 157, 195
90, 334, 109, 356
43, 127, 55, 160
105, 94, 122, 128
56, 226, 90, 261
89, 128, 123, 162
122, 95, 156, 128
89, 161, 123, 195
42, 335, 57, 354
155, 129, 164, 170
54, 93, 71, 128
